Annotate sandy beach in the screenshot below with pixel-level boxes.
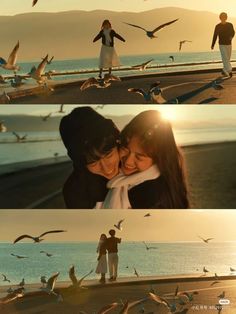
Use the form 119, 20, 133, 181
6, 68, 236, 104
0, 141, 236, 209
0, 275, 235, 314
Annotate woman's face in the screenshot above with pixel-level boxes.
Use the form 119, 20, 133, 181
86, 147, 120, 179
120, 136, 153, 175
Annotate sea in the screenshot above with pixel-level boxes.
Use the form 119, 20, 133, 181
0, 51, 236, 84
0, 127, 236, 171
0, 241, 236, 287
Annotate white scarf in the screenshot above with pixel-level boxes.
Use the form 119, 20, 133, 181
101, 165, 160, 209
103, 29, 112, 46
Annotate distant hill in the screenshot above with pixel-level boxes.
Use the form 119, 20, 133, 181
0, 7, 234, 61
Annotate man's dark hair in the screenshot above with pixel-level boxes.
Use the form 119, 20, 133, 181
109, 229, 116, 236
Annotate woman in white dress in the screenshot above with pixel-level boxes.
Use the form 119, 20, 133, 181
93, 19, 125, 78
95, 233, 108, 283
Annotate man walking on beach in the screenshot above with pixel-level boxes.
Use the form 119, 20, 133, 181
106, 229, 121, 281
211, 12, 235, 77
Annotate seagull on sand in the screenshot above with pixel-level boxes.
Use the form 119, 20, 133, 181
32, 0, 39, 7
13, 230, 66, 244
198, 236, 214, 243
2, 274, 10, 283
28, 54, 49, 84
40, 250, 53, 257
143, 241, 158, 250
80, 74, 121, 91
123, 19, 178, 39
12, 131, 27, 142
11, 253, 28, 259
131, 59, 153, 71
69, 265, 93, 287
114, 219, 125, 231
0, 41, 20, 73
179, 40, 192, 51
0, 121, 7, 133
41, 112, 52, 121
149, 292, 177, 312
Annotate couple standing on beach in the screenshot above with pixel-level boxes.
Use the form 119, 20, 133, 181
95, 229, 121, 284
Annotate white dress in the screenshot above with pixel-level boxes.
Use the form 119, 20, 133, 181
99, 29, 120, 68
95, 241, 107, 274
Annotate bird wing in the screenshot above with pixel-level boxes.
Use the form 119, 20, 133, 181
69, 265, 78, 285
77, 269, 93, 287
12, 131, 20, 140
179, 42, 183, 51
8, 41, 19, 66
123, 22, 147, 32
36, 54, 48, 76
143, 241, 148, 249
49, 56, 54, 63
104, 73, 121, 82
60, 104, 64, 112
46, 272, 59, 291
80, 77, 98, 91
206, 238, 214, 242
13, 234, 34, 243
0, 57, 7, 65
128, 88, 146, 97
152, 19, 178, 34
40, 230, 66, 237
97, 302, 119, 314
118, 219, 124, 228
32, 0, 39, 7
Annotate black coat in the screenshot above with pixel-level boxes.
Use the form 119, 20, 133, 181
93, 29, 125, 47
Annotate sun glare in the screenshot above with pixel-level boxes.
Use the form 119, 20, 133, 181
159, 107, 177, 122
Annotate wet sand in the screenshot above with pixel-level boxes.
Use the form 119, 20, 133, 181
6, 69, 236, 104
0, 142, 236, 209
0, 275, 235, 314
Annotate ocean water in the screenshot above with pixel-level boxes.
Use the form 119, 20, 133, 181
0, 127, 236, 167
0, 241, 236, 287
0, 51, 236, 85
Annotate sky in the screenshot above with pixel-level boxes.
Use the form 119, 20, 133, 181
1, 0, 236, 16
1, 105, 236, 126
0, 210, 236, 242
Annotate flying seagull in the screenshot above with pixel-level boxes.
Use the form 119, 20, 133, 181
10, 253, 28, 259
0, 41, 20, 72
28, 54, 49, 84
12, 131, 27, 142
198, 236, 214, 243
114, 219, 125, 231
32, 0, 39, 7
41, 272, 60, 296
13, 230, 66, 244
2, 274, 10, 283
143, 241, 158, 250
40, 250, 53, 257
80, 74, 121, 91
40, 276, 47, 288
179, 40, 192, 51
131, 59, 153, 71
123, 19, 178, 39
149, 292, 176, 312
69, 265, 93, 287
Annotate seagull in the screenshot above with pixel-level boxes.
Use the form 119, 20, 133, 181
40, 250, 53, 257
128, 81, 169, 103
55, 104, 65, 114
95, 105, 105, 111
179, 40, 192, 51
41, 272, 59, 296
97, 302, 119, 314
134, 267, 139, 277
131, 59, 153, 71
144, 213, 151, 217
0, 121, 7, 133
10, 253, 28, 259
119, 298, 147, 314
198, 236, 214, 243
203, 266, 209, 275
169, 56, 175, 62
218, 291, 225, 299
28, 54, 49, 84
69, 266, 93, 287
32, 0, 39, 6
41, 112, 52, 121
2, 274, 10, 283
13, 230, 66, 244
123, 19, 178, 39
80, 74, 121, 91
143, 241, 158, 250
0, 91, 11, 104
12, 131, 27, 142
230, 267, 236, 272
0, 41, 20, 72
0, 288, 24, 305
19, 278, 25, 287
40, 276, 47, 287
149, 292, 176, 312
178, 291, 198, 302
45, 70, 56, 80
114, 219, 124, 231
212, 81, 224, 90
10, 75, 27, 88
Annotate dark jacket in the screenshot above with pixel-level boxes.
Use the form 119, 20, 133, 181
93, 29, 125, 47
212, 22, 235, 47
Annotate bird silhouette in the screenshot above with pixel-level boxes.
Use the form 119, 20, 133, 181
13, 230, 66, 244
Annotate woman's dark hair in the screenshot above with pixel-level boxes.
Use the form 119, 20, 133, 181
101, 19, 112, 29
60, 107, 120, 170
100, 234, 107, 240
120, 110, 189, 209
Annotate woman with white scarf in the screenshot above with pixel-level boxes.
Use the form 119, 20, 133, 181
101, 110, 190, 209
93, 19, 125, 78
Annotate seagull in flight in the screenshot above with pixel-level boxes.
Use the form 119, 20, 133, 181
2, 274, 10, 283
80, 74, 121, 91
134, 267, 139, 277
11, 253, 28, 259
123, 19, 178, 39
12, 131, 27, 142
149, 292, 176, 312
28, 54, 49, 84
131, 59, 153, 71
40, 276, 47, 288
41, 112, 52, 121
13, 230, 66, 244
198, 236, 214, 243
41, 272, 60, 297
69, 266, 93, 287
143, 241, 158, 250
0, 41, 20, 73
179, 40, 192, 51
114, 219, 125, 231
40, 250, 53, 257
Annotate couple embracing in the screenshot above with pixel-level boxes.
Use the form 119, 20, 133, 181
59, 107, 189, 209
